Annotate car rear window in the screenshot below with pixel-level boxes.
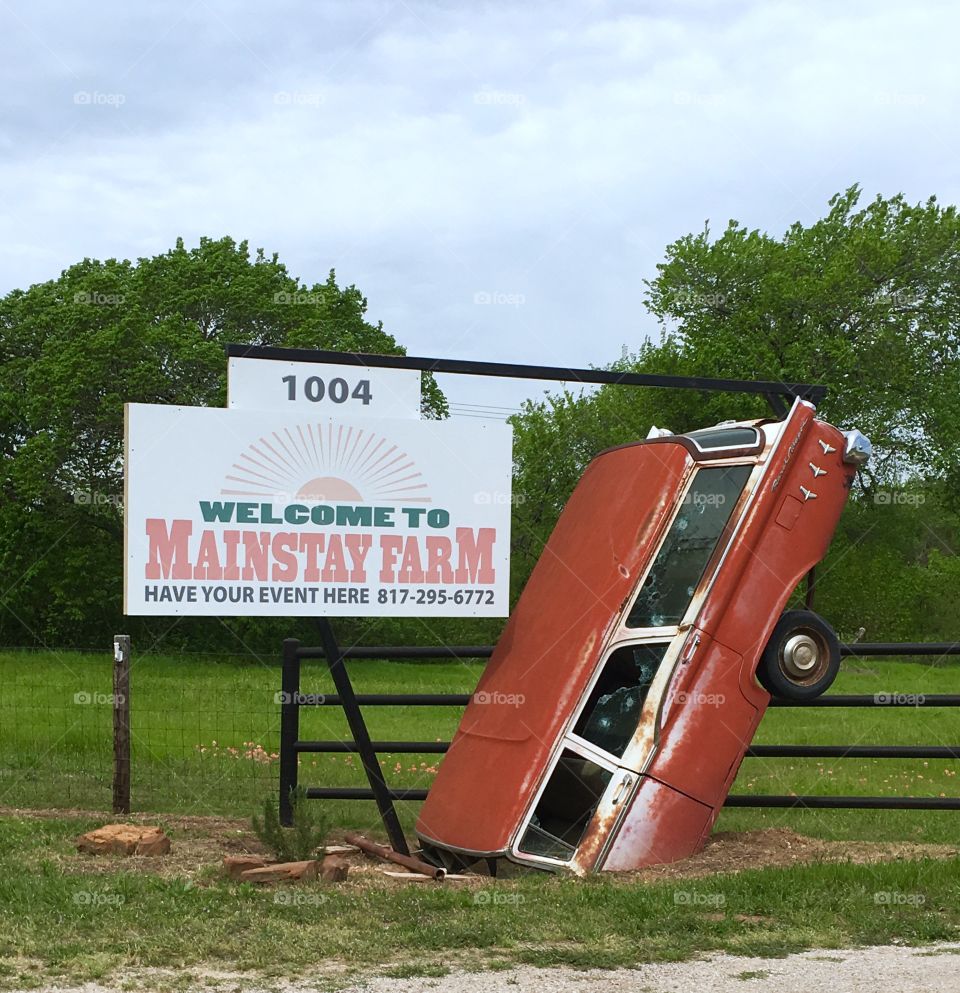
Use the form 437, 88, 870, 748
685, 426, 760, 451
626, 464, 752, 628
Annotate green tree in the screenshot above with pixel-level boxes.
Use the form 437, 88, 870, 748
510, 188, 960, 640
0, 237, 446, 648
645, 185, 960, 485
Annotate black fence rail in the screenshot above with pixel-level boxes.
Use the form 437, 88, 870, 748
279, 634, 960, 846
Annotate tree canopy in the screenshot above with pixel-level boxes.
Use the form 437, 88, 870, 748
0, 236, 445, 648
3, 189, 958, 650
511, 188, 960, 640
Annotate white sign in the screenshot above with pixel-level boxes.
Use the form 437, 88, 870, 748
227, 356, 422, 418
124, 404, 512, 616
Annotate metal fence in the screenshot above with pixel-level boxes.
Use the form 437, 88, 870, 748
279, 634, 960, 852
0, 642, 281, 816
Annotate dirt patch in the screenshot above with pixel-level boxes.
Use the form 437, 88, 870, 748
3, 808, 957, 884
620, 828, 960, 881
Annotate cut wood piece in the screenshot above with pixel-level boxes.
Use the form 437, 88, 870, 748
76, 824, 171, 856
321, 855, 349, 882
223, 855, 270, 880
240, 860, 319, 883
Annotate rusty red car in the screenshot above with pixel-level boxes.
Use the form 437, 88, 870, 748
416, 399, 870, 874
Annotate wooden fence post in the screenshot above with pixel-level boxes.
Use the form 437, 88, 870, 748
112, 635, 131, 815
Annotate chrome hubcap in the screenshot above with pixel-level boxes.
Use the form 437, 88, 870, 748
782, 633, 820, 680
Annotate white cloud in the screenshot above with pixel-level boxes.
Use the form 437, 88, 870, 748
0, 0, 956, 413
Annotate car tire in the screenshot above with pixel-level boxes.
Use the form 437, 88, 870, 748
757, 609, 841, 701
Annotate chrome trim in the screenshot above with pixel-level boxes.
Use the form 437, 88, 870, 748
684, 425, 762, 454
842, 429, 872, 466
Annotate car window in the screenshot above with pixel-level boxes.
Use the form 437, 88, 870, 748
517, 749, 612, 861
572, 643, 669, 757
626, 464, 752, 628
685, 426, 760, 450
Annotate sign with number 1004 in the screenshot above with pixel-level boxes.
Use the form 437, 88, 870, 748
227, 356, 422, 419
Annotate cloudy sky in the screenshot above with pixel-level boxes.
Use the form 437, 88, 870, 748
1, 0, 955, 414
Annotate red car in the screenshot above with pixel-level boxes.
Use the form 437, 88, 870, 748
416, 400, 870, 874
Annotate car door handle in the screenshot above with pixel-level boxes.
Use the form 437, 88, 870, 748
612, 773, 633, 805
681, 633, 701, 664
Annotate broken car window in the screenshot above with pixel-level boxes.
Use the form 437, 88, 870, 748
517, 750, 612, 861
626, 465, 752, 628
572, 643, 669, 757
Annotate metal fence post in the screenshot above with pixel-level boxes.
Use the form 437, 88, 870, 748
279, 638, 301, 826
112, 635, 131, 815
316, 619, 411, 855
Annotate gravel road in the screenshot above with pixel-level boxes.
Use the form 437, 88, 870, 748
16, 942, 960, 993
340, 944, 960, 993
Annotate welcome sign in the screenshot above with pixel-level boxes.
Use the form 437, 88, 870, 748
124, 404, 513, 616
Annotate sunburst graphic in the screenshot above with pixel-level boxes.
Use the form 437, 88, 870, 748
222, 424, 430, 503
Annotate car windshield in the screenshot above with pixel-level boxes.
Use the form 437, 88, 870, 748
626, 464, 752, 628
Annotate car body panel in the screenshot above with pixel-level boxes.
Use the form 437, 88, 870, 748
416, 443, 692, 854
416, 400, 859, 872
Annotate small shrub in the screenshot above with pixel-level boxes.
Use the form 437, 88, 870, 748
251, 787, 329, 862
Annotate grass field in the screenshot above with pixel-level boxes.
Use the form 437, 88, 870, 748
1, 649, 959, 989
1, 648, 959, 842
0, 812, 958, 990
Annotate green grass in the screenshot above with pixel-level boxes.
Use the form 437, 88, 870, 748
0, 648, 479, 825
1, 649, 959, 843
2, 650, 960, 988
0, 813, 957, 989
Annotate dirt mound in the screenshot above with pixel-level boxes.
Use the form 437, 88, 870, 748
4, 808, 957, 883
624, 828, 959, 880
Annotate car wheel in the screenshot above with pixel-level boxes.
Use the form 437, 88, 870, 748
757, 609, 841, 701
